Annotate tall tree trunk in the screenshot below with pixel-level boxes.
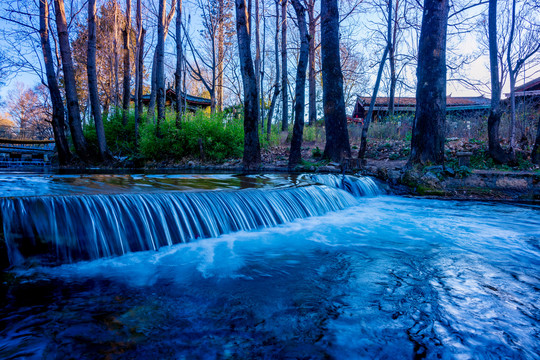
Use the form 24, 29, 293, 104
134, 0, 143, 146
113, 0, 120, 112
265, 0, 281, 141
235, 0, 261, 170
175, 0, 183, 126
260, 4, 266, 132
147, 51, 158, 119
288, 0, 309, 168
320, 0, 350, 162
156, 0, 166, 136
388, 51, 396, 117
281, 0, 288, 131
408, 0, 448, 166
358, 0, 392, 162
307, 0, 316, 126
137, 30, 145, 118
508, 73, 517, 148
88, 0, 110, 160
217, 0, 225, 112
507, 0, 517, 149
388, 0, 399, 118
53, 0, 89, 160
122, 0, 132, 125
487, 0, 513, 163
532, 115, 540, 164
147, 1, 176, 120
255, 0, 261, 121
39, 0, 71, 165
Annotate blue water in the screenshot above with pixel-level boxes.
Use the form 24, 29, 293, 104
1, 174, 539, 359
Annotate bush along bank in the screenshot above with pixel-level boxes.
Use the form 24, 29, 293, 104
83, 109, 245, 165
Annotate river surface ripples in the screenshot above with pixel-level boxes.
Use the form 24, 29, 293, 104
1, 175, 539, 359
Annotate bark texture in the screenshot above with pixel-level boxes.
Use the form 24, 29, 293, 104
320, 0, 350, 162
156, 0, 166, 135
217, 0, 225, 112
288, 0, 309, 168
307, 0, 317, 126
487, 0, 514, 164
88, 0, 110, 160
175, 0, 183, 126
281, 0, 289, 131
54, 0, 89, 160
408, 0, 448, 166
235, 0, 261, 170
134, 0, 143, 145
39, 0, 71, 165
265, 0, 281, 141
388, 0, 399, 117
122, 0, 131, 125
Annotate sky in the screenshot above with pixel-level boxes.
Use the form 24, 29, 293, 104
0, 0, 538, 113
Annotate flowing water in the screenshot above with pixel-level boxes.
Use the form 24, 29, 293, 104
0, 173, 539, 359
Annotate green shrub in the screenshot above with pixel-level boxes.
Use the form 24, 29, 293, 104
84, 109, 244, 162
303, 124, 324, 142
260, 123, 281, 148
84, 110, 139, 157
139, 110, 244, 162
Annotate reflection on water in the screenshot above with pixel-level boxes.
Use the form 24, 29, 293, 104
0, 173, 302, 197
1, 196, 539, 359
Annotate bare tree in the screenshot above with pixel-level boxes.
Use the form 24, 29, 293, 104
134, 0, 144, 144
122, 0, 132, 125
156, 0, 167, 135
235, 0, 261, 170
183, 0, 230, 114
281, 0, 289, 131
39, 0, 71, 164
217, 0, 226, 111
506, 0, 540, 148
113, 0, 120, 112
288, 0, 309, 168
54, 0, 89, 160
147, 1, 177, 119
255, 0, 261, 122
265, 0, 281, 141
408, 0, 448, 166
358, 0, 392, 162
306, 0, 318, 126
387, 0, 407, 117
175, 0, 184, 125
320, 0, 350, 162
487, 0, 514, 163
88, 0, 110, 160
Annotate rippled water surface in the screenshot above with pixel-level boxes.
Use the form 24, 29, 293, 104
0, 173, 300, 196
1, 175, 539, 359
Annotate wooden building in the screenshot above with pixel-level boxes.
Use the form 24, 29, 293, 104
352, 95, 491, 122
137, 89, 212, 112
506, 77, 540, 109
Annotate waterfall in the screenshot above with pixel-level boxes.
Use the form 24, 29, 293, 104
299, 174, 381, 197
1, 185, 359, 266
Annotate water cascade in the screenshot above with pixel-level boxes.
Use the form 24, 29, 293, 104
300, 174, 381, 197
1, 185, 362, 266
1, 173, 539, 359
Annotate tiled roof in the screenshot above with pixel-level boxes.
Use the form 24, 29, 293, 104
357, 96, 490, 107
514, 77, 540, 92
136, 90, 212, 106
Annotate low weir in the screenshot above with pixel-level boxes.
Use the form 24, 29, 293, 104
1, 175, 379, 266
